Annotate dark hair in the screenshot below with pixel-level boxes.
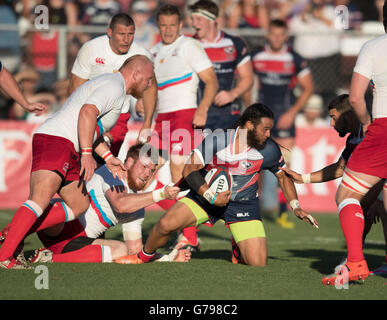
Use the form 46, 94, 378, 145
125, 143, 158, 164
328, 94, 351, 112
189, 0, 219, 18
232, 103, 274, 129
109, 13, 135, 30
269, 19, 287, 29
384, 1, 387, 31
156, 4, 182, 22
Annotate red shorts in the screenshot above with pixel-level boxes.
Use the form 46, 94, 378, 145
37, 219, 87, 254
347, 118, 387, 178
150, 108, 203, 156
32, 134, 80, 181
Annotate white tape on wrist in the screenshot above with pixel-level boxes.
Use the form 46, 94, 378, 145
301, 173, 311, 184
289, 199, 301, 211
203, 189, 215, 204
152, 187, 166, 203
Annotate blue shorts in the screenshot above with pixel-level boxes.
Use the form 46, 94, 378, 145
179, 191, 266, 241
183, 190, 262, 225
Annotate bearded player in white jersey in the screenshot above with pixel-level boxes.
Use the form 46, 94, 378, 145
0, 55, 154, 269
27, 143, 190, 264
69, 13, 157, 150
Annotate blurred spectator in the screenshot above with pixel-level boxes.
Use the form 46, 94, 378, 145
224, 0, 269, 29
81, 0, 121, 27
262, 0, 309, 21
130, 0, 159, 50
295, 94, 328, 128
0, 2, 21, 73
9, 68, 41, 119
289, 0, 341, 107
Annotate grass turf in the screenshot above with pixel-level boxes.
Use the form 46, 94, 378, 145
0, 209, 386, 300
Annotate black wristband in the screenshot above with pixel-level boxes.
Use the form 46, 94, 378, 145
185, 170, 206, 193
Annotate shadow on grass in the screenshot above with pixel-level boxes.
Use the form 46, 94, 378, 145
286, 248, 387, 276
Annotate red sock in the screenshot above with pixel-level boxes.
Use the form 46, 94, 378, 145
182, 226, 198, 245
52, 245, 104, 263
0, 201, 42, 260
28, 201, 72, 235
338, 199, 365, 262
138, 247, 156, 263
154, 181, 177, 210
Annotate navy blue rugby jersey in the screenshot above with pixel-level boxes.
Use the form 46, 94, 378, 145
251, 44, 310, 119
192, 127, 285, 202
195, 31, 250, 117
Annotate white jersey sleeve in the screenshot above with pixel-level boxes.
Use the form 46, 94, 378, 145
353, 34, 387, 119
71, 40, 95, 79
181, 38, 213, 74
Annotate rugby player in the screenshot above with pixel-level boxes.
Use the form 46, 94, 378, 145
179, 0, 254, 248
282, 94, 387, 273
318, 3, 387, 285
26, 143, 190, 264
148, 4, 218, 209
251, 19, 314, 229
69, 13, 157, 153
119, 103, 319, 266
0, 55, 154, 269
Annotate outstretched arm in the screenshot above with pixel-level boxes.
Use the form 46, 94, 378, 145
0, 65, 47, 115
275, 170, 319, 228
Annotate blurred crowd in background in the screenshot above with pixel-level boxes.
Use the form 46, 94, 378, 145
0, 0, 384, 124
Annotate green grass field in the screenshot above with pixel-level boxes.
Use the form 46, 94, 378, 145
0, 209, 386, 301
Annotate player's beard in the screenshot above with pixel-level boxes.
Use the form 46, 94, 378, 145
247, 127, 266, 150
127, 170, 142, 191
334, 110, 360, 137
131, 83, 145, 99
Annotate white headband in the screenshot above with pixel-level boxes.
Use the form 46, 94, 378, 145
191, 9, 217, 21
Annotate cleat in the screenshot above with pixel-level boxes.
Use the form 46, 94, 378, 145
0, 258, 32, 270
231, 237, 242, 264
275, 212, 294, 229
170, 234, 200, 252
322, 259, 370, 286
114, 254, 144, 264
29, 248, 53, 263
0, 225, 10, 245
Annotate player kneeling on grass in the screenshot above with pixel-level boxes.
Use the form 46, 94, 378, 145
28, 143, 191, 264
119, 103, 318, 266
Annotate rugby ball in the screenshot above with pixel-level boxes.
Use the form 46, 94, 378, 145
204, 167, 233, 194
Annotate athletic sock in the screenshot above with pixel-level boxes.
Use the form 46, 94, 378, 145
138, 247, 156, 263
278, 189, 288, 216
338, 199, 365, 262
0, 200, 43, 260
28, 200, 75, 235
182, 226, 198, 245
52, 245, 109, 263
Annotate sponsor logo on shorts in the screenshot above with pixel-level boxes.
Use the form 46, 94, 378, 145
236, 212, 249, 218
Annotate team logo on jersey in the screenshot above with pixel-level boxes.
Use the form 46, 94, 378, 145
224, 46, 235, 55
239, 161, 252, 170
95, 57, 105, 65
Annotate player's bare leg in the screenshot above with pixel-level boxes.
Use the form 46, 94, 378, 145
144, 201, 197, 254
237, 237, 267, 266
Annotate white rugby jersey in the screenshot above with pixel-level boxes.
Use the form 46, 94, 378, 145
79, 165, 144, 238
71, 35, 153, 113
35, 73, 126, 152
354, 33, 387, 119
150, 35, 213, 113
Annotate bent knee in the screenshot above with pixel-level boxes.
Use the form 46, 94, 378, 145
111, 242, 129, 260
